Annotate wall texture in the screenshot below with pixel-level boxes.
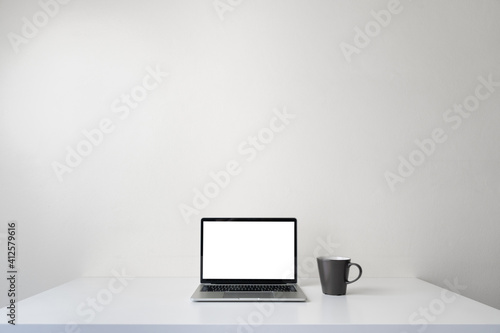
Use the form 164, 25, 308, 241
1, 0, 499, 310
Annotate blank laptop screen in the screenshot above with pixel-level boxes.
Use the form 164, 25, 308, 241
202, 220, 295, 280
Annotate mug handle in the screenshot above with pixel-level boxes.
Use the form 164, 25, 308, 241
346, 263, 362, 284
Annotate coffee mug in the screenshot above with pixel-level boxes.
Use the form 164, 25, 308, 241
317, 256, 362, 295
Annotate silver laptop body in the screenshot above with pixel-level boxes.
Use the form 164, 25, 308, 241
191, 217, 307, 302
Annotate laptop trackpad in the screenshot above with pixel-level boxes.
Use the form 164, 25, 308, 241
223, 292, 274, 299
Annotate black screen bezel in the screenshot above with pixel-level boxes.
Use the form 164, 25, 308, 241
200, 217, 297, 284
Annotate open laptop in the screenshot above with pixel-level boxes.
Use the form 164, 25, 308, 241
190, 217, 307, 301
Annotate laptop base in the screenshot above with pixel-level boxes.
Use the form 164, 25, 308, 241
190, 284, 307, 302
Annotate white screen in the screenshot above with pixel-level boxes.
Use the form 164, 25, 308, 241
202, 221, 295, 280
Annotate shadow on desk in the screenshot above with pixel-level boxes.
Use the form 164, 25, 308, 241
344, 287, 384, 295
300, 278, 395, 296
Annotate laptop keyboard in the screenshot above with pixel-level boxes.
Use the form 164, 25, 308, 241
201, 284, 296, 292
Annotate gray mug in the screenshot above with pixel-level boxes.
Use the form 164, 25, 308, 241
317, 256, 362, 295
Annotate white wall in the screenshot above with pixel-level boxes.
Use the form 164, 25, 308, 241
1, 0, 500, 310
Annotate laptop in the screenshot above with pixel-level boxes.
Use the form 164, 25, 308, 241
190, 217, 307, 301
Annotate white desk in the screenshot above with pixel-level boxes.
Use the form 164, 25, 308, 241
2, 277, 500, 332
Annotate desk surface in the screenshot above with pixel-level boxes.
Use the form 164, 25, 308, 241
2, 277, 500, 332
